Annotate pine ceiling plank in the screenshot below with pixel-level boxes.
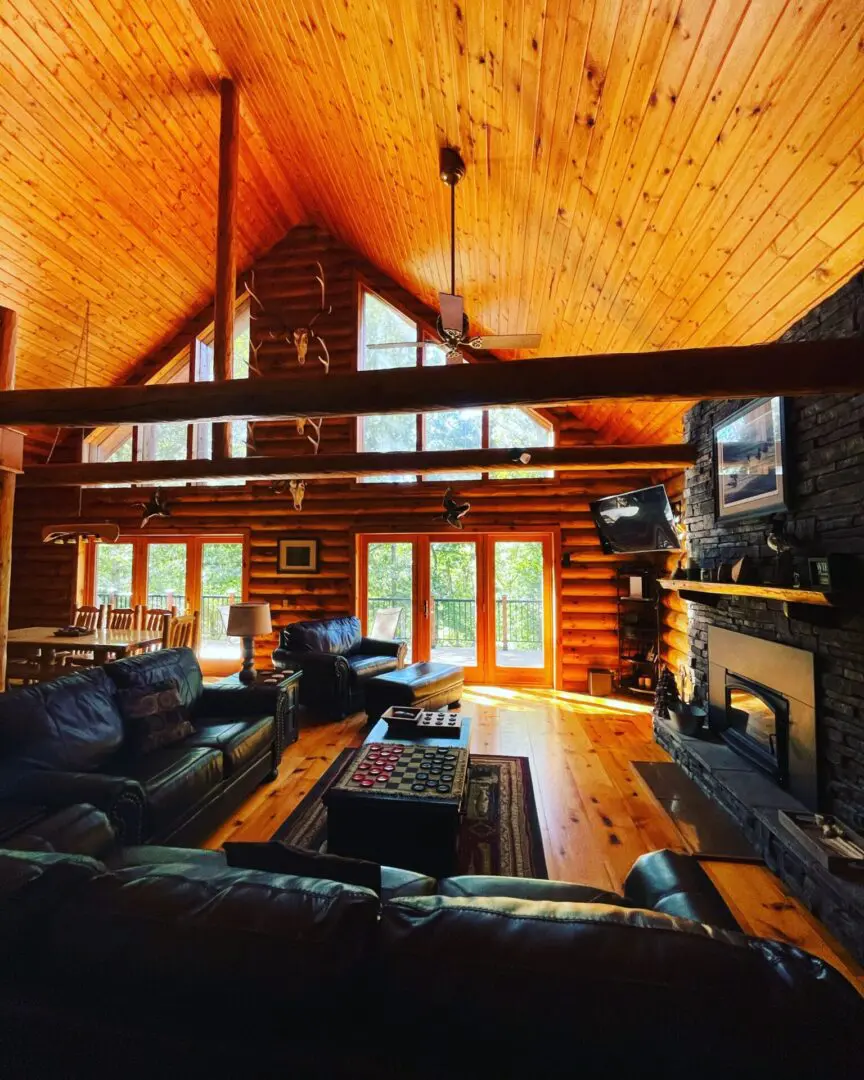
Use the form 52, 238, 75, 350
587, 0, 779, 360
600, 0, 809, 357
522, 0, 593, 348
573, 0, 717, 357
639, 1, 863, 352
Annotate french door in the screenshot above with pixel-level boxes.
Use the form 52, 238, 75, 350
85, 534, 247, 675
359, 533, 554, 686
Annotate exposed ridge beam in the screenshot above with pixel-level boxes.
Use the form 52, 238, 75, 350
0, 338, 860, 428
19, 444, 697, 488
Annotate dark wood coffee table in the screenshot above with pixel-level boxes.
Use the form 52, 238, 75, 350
324, 727, 471, 877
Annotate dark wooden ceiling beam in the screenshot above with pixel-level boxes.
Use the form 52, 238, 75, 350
18, 444, 697, 488
0, 337, 860, 428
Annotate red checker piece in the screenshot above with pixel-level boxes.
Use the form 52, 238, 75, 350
376, 774, 389, 783
360, 780, 374, 788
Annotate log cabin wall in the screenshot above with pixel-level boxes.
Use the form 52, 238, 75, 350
10, 225, 673, 691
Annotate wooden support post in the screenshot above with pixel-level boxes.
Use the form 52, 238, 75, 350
0, 307, 18, 690
212, 78, 239, 461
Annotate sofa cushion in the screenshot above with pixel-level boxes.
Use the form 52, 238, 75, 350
121, 747, 222, 838
35, 861, 379, 1003
117, 678, 195, 756
437, 875, 631, 906
104, 648, 203, 711
0, 666, 123, 773
185, 716, 274, 774
346, 654, 400, 681
225, 841, 381, 894
282, 616, 362, 656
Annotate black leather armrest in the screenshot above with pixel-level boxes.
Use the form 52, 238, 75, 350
624, 849, 742, 932
3, 803, 118, 860
272, 650, 350, 678
355, 637, 407, 661
2, 772, 145, 846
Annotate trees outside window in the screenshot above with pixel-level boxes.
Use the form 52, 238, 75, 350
358, 290, 553, 482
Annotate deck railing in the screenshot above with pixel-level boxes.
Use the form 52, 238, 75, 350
367, 596, 542, 651
96, 591, 237, 642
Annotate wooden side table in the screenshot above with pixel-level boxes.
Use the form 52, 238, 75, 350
214, 669, 303, 752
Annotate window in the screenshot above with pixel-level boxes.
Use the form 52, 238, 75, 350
84, 299, 250, 487
358, 290, 552, 482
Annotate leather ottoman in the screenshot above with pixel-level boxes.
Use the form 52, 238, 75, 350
365, 662, 464, 723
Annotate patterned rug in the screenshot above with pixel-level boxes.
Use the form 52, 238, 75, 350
272, 748, 548, 879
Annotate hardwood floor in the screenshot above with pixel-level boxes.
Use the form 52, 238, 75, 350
205, 686, 864, 994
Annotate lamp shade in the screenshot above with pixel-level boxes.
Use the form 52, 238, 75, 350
226, 602, 272, 638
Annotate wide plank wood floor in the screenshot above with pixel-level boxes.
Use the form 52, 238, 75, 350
205, 685, 864, 994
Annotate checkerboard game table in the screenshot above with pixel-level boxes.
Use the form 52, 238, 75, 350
323, 735, 471, 878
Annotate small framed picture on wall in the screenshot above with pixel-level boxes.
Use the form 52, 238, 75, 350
276, 537, 320, 576
714, 396, 788, 522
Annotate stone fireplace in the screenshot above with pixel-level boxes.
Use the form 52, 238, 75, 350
655, 270, 864, 961
707, 627, 817, 810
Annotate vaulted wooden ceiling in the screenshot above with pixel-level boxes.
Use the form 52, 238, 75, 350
2, 0, 863, 443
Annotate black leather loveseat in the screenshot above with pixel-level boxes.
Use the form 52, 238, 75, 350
0, 648, 283, 846
273, 614, 406, 718
0, 817, 861, 1079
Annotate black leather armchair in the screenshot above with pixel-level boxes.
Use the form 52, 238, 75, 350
273, 615, 406, 718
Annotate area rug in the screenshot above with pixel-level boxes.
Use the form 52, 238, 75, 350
271, 749, 548, 879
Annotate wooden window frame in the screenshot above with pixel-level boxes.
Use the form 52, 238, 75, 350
83, 531, 250, 674
356, 284, 555, 482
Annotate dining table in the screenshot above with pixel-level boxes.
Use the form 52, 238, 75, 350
7, 626, 164, 679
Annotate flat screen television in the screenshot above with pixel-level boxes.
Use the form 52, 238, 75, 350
589, 483, 681, 554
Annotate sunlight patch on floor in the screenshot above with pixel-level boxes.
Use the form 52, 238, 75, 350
464, 685, 652, 717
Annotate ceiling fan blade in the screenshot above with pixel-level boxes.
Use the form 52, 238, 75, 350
439, 292, 464, 332
364, 341, 440, 351
471, 333, 542, 351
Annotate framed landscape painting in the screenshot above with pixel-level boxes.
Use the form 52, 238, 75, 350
714, 397, 788, 522
276, 537, 320, 576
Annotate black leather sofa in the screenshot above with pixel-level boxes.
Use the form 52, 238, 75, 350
0, 648, 284, 846
0, 813, 861, 1079
273, 614, 407, 718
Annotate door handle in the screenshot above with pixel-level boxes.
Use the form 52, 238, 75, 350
423, 600, 429, 617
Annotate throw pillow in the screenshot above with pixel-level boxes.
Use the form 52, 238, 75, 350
118, 678, 194, 755
223, 841, 381, 895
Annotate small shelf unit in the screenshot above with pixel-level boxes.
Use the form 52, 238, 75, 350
616, 568, 660, 697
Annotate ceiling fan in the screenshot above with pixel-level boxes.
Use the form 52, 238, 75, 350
365, 147, 541, 365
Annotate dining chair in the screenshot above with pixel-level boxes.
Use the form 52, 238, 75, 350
71, 603, 107, 630
140, 606, 177, 631
161, 611, 200, 651
107, 606, 140, 631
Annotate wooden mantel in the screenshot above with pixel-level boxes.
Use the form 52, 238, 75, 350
658, 578, 839, 607
20, 444, 697, 488
0, 337, 861, 428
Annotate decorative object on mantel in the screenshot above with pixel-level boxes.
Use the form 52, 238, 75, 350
778, 811, 864, 876
730, 555, 758, 584
226, 602, 272, 685
717, 561, 734, 583
276, 537, 320, 576
685, 559, 701, 581
765, 515, 797, 586
133, 489, 172, 529
714, 396, 788, 522
440, 487, 470, 530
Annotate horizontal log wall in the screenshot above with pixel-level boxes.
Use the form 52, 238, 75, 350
10, 224, 678, 691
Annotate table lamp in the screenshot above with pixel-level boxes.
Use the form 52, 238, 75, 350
226, 602, 272, 684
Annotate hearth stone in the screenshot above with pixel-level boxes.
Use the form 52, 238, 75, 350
655, 714, 864, 964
